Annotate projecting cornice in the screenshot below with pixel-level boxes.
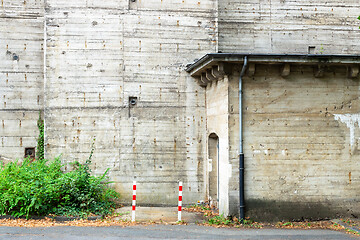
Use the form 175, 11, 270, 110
185, 53, 360, 86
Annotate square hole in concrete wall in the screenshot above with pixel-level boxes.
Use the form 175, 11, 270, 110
25, 147, 35, 159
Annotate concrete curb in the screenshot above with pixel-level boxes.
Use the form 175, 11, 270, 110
331, 219, 360, 235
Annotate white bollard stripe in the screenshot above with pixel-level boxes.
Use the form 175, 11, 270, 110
132, 210, 135, 222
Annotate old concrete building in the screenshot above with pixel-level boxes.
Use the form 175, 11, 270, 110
1, 0, 359, 220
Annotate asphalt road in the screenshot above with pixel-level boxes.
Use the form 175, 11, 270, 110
0, 225, 357, 240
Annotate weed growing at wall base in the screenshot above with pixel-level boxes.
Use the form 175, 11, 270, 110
206, 215, 263, 228
0, 154, 120, 218
207, 215, 232, 225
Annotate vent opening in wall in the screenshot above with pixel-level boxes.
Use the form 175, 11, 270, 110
25, 147, 35, 159
129, 96, 138, 106
308, 46, 316, 54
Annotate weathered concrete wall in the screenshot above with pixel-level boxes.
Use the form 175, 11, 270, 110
0, 0, 44, 161
45, 0, 217, 205
227, 64, 360, 221
206, 76, 231, 216
2, 0, 359, 218
218, 0, 360, 54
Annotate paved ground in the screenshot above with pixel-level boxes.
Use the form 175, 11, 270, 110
114, 206, 204, 223
0, 224, 357, 240
0, 207, 358, 239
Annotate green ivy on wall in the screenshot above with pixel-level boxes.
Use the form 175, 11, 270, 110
36, 111, 44, 161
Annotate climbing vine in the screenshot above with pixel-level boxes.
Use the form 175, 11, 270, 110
36, 111, 44, 161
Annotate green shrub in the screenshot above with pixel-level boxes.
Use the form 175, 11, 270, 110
0, 155, 119, 218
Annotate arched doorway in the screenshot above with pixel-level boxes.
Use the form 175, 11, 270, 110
208, 133, 219, 206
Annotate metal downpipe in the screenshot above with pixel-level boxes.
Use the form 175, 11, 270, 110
239, 56, 248, 220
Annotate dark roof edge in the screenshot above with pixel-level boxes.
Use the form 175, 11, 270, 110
185, 53, 360, 75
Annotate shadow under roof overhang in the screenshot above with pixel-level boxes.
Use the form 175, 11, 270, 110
185, 53, 360, 86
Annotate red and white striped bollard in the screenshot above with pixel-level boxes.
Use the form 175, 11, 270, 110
132, 181, 136, 222
178, 181, 182, 222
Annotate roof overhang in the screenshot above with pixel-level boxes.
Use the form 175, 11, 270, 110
185, 53, 360, 77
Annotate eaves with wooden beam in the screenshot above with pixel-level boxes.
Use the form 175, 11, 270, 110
185, 53, 360, 87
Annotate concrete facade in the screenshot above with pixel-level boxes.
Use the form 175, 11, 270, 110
206, 75, 231, 216
218, 0, 360, 54
231, 64, 360, 221
1, 0, 217, 205
44, 0, 217, 205
188, 55, 360, 220
1, 0, 360, 220
0, 0, 44, 162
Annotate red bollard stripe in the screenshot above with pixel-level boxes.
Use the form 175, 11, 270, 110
132, 205, 136, 211
179, 186, 182, 191
178, 206, 182, 211
179, 196, 182, 201
133, 195, 136, 200
133, 185, 136, 190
